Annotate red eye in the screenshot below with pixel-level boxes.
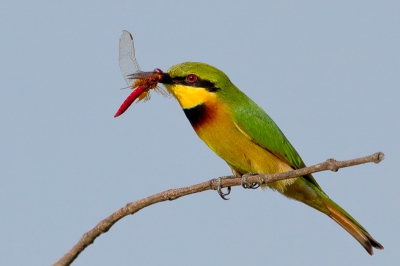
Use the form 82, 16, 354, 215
186, 74, 197, 83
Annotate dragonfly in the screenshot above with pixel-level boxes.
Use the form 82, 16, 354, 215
114, 30, 168, 117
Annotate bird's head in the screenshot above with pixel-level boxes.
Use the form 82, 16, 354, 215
128, 62, 234, 109
160, 62, 235, 109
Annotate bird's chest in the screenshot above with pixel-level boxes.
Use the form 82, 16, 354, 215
184, 103, 287, 174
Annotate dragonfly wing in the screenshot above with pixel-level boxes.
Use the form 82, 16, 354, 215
119, 30, 141, 87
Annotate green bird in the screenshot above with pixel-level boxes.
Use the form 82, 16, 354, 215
131, 62, 383, 255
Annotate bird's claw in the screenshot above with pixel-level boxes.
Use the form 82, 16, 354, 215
216, 177, 231, 200
241, 173, 260, 189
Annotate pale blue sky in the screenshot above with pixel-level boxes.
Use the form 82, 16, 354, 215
1, 1, 399, 265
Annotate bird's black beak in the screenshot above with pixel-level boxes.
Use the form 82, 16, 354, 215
159, 73, 173, 84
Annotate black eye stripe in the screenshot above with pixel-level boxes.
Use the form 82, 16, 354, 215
161, 74, 219, 92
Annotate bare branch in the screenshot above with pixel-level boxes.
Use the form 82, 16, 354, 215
53, 152, 384, 266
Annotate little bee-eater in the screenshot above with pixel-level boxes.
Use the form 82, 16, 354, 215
129, 62, 383, 255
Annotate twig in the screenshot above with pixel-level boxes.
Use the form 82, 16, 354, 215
53, 152, 384, 266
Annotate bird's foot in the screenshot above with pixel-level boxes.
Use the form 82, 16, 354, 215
241, 172, 260, 189
214, 177, 232, 200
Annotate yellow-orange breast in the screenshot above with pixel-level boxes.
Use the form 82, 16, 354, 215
165, 84, 293, 186
194, 99, 292, 175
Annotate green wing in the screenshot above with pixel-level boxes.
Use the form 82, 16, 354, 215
233, 99, 323, 190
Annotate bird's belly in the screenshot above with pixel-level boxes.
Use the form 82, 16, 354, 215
194, 119, 295, 191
